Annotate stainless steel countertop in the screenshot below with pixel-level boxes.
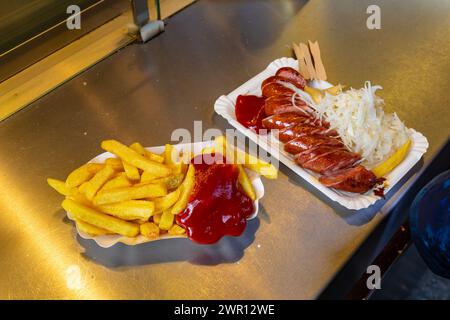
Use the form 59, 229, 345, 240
0, 0, 449, 299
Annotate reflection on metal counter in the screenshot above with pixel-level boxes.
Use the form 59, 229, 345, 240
0, 0, 449, 300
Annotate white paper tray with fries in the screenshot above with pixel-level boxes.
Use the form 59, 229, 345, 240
66, 140, 265, 248
214, 57, 429, 210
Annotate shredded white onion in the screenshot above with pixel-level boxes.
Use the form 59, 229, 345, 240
280, 81, 319, 114
314, 81, 409, 168
279, 80, 409, 168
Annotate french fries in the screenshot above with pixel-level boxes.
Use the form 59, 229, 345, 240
154, 188, 181, 214
201, 146, 215, 154
164, 144, 187, 175
62, 199, 140, 237
101, 173, 131, 190
214, 136, 227, 156
140, 170, 158, 183
243, 158, 278, 179
151, 173, 184, 190
214, 136, 278, 179
78, 181, 89, 194
168, 224, 186, 236
171, 164, 195, 214
129, 142, 148, 156
93, 183, 167, 205
237, 165, 256, 201
101, 140, 171, 178
105, 158, 123, 171
66, 163, 103, 187
49, 137, 275, 243
76, 219, 113, 236
67, 191, 92, 206
47, 178, 77, 196
50, 140, 191, 241
153, 213, 162, 225
140, 222, 160, 239
148, 152, 165, 164
97, 200, 154, 221
130, 142, 165, 163
164, 144, 177, 166
84, 165, 115, 201
159, 210, 175, 230
122, 161, 140, 181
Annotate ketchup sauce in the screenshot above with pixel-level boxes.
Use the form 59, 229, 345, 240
176, 153, 254, 244
235, 95, 267, 132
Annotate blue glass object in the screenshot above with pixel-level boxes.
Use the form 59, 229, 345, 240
410, 170, 450, 278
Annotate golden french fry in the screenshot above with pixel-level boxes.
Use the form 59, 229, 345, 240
153, 213, 162, 225
180, 150, 193, 164
47, 178, 77, 196
159, 210, 174, 230
105, 158, 124, 171
237, 165, 256, 201
164, 144, 178, 166
101, 140, 171, 178
93, 183, 167, 205
215, 135, 237, 161
66, 191, 91, 207
167, 174, 185, 189
134, 219, 149, 224
78, 181, 89, 194
164, 144, 188, 175
167, 148, 187, 175
129, 142, 147, 156
168, 224, 186, 236
122, 161, 140, 181
97, 200, 154, 221
171, 164, 195, 214
66, 163, 103, 187
141, 172, 184, 189
140, 170, 158, 183
151, 173, 184, 190
214, 136, 227, 156
147, 152, 165, 164
140, 222, 160, 239
76, 219, 113, 236
171, 162, 187, 175
128, 142, 147, 157
130, 142, 165, 163
154, 188, 181, 214
62, 199, 139, 237
101, 173, 131, 191
244, 161, 278, 179
214, 136, 278, 179
88, 163, 105, 172
84, 165, 116, 201
201, 146, 215, 154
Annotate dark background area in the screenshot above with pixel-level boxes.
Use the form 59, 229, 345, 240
371, 244, 450, 299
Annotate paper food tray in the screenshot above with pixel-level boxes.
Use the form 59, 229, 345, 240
214, 57, 428, 210
66, 140, 265, 247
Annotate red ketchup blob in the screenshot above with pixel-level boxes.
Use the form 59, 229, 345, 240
235, 95, 267, 132
176, 153, 254, 244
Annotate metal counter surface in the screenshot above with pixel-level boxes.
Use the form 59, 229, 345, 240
0, 0, 449, 299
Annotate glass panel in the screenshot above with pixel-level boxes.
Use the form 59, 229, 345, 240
0, 0, 128, 82
0, 0, 99, 54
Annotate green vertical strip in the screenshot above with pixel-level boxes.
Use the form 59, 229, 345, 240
155, 0, 161, 20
